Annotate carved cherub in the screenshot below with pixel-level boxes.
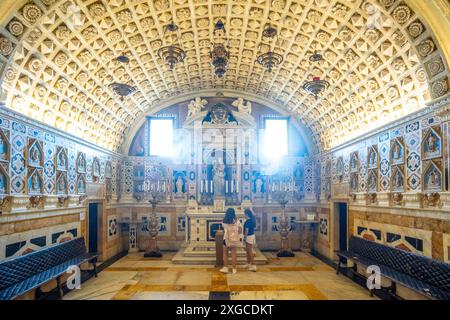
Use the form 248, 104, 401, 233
187, 97, 207, 118
232, 97, 252, 114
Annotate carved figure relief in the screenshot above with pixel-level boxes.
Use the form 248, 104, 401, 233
368, 146, 378, 169
422, 128, 442, 160
368, 170, 378, 192
77, 152, 86, 173
187, 97, 207, 118
77, 175, 86, 194
392, 167, 404, 192
56, 173, 67, 194
391, 138, 405, 165
336, 157, 344, 177
176, 176, 184, 194
0, 166, 8, 194
350, 173, 358, 192
423, 161, 442, 192
232, 97, 252, 114
28, 140, 43, 167
56, 147, 68, 171
0, 130, 9, 162
105, 161, 112, 178
92, 157, 100, 178
28, 169, 42, 194
350, 152, 359, 173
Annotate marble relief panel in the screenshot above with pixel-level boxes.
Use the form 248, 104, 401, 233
354, 218, 432, 257
0, 221, 80, 259
405, 121, 422, 191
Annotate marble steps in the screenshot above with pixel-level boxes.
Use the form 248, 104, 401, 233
172, 246, 268, 265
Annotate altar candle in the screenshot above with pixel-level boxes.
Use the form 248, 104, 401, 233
205, 180, 208, 193
210, 181, 213, 193
236, 180, 239, 193
201, 180, 204, 193
226, 181, 228, 193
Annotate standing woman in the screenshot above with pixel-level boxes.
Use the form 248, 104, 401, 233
220, 208, 242, 274
243, 208, 257, 272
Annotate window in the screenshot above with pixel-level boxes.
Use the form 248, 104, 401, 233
149, 119, 174, 157
263, 118, 288, 160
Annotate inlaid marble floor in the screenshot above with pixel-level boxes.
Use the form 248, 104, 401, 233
64, 252, 377, 300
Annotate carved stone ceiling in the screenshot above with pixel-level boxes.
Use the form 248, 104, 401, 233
0, 0, 448, 151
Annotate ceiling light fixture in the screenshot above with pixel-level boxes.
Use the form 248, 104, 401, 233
303, 50, 330, 99
256, 25, 283, 72
158, 22, 186, 69
210, 19, 230, 78
109, 82, 136, 101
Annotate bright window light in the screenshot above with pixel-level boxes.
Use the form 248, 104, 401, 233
264, 119, 288, 160
150, 119, 174, 157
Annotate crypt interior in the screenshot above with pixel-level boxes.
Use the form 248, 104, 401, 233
0, 0, 449, 301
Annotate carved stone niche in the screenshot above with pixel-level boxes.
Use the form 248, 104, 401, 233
391, 192, 404, 206
28, 195, 44, 209
421, 192, 441, 208
366, 193, 378, 205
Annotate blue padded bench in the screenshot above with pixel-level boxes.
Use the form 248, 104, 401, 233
0, 237, 97, 300
336, 236, 450, 300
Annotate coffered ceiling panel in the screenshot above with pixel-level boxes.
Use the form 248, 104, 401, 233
0, 0, 448, 151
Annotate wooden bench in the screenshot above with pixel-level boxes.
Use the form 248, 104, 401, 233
0, 237, 97, 300
336, 236, 450, 300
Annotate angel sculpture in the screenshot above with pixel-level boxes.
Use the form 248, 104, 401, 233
187, 97, 207, 118
232, 97, 252, 114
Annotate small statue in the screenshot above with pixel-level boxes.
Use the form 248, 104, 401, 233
232, 97, 252, 114
255, 177, 263, 194
31, 174, 39, 192
78, 156, 85, 170
0, 135, 5, 159
393, 143, 400, 160
429, 169, 439, 188
58, 176, 66, 193
351, 176, 357, 190
176, 176, 184, 194
212, 159, 225, 195
30, 145, 40, 163
0, 172, 5, 193
187, 97, 207, 118
394, 172, 403, 189
351, 155, 357, 170
58, 151, 66, 168
369, 174, 376, 190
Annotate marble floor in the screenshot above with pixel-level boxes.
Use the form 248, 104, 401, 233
64, 251, 377, 300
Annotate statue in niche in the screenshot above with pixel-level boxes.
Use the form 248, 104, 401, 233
393, 171, 403, 190
0, 135, 6, 160
350, 175, 357, 191
368, 173, 377, 191
255, 177, 263, 194
176, 176, 184, 194
369, 150, 377, 168
30, 145, 40, 164
78, 178, 85, 193
58, 151, 66, 169
336, 158, 344, 176
187, 97, 207, 118
0, 171, 6, 194
212, 159, 225, 196
325, 161, 331, 176
350, 154, 358, 171
57, 176, 66, 193
426, 167, 441, 190
232, 98, 252, 115
30, 173, 40, 193
424, 131, 440, 158
294, 162, 303, 179
393, 142, 401, 160
93, 159, 100, 177
78, 155, 85, 171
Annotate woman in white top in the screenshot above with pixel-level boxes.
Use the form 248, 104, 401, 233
220, 208, 242, 274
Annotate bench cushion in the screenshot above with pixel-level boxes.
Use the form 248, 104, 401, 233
0, 238, 95, 300
340, 236, 450, 299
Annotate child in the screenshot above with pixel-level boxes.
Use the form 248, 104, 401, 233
243, 208, 257, 272
220, 208, 242, 274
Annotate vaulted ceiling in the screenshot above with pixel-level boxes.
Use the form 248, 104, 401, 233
0, 0, 448, 151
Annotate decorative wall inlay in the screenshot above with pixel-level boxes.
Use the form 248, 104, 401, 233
92, 157, 100, 182
56, 146, 68, 171
76, 174, 86, 194
0, 129, 10, 162
76, 152, 86, 173
108, 215, 118, 241
390, 137, 405, 166
391, 165, 405, 192
27, 168, 43, 195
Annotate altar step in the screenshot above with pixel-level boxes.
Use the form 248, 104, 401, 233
172, 244, 268, 265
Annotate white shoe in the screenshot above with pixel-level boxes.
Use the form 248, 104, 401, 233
219, 267, 229, 273
231, 268, 237, 274
249, 265, 257, 272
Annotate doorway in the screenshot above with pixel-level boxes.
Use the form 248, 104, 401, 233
88, 203, 99, 254
333, 202, 348, 260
